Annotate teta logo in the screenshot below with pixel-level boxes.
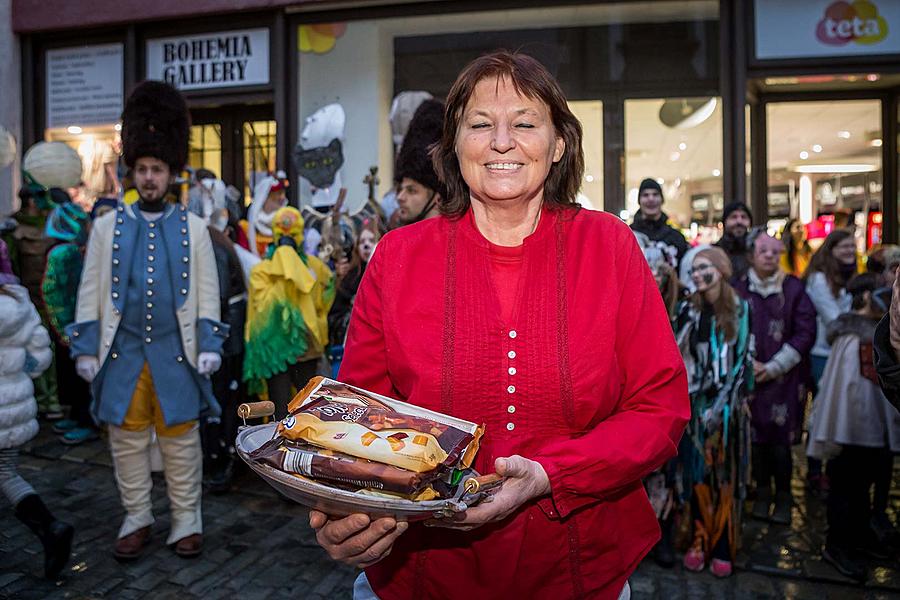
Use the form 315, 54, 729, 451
816, 0, 889, 46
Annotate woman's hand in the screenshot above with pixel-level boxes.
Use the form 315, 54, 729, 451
753, 359, 771, 383
428, 455, 550, 531
309, 511, 408, 568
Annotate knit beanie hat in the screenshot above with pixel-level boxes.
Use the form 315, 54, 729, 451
695, 246, 733, 280
722, 201, 752, 224
638, 178, 663, 200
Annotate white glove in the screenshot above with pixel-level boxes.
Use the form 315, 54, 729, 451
76, 355, 100, 383
197, 352, 222, 376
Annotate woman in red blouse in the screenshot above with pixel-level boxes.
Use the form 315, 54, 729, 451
310, 51, 690, 600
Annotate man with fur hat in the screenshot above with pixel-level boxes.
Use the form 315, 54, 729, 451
715, 201, 753, 281
394, 99, 446, 226
630, 177, 689, 268
66, 80, 228, 560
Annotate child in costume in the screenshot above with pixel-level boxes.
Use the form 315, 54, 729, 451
674, 245, 753, 578
244, 206, 334, 413
0, 248, 74, 579
67, 81, 228, 560
808, 274, 900, 582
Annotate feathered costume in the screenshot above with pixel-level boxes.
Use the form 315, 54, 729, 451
244, 206, 334, 394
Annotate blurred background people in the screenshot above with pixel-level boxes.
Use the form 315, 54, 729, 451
781, 218, 813, 278
630, 177, 688, 268
715, 202, 752, 281
734, 230, 816, 525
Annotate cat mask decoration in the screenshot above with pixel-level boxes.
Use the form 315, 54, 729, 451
295, 103, 345, 208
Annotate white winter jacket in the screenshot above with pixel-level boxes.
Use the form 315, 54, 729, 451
0, 285, 53, 449
805, 271, 851, 358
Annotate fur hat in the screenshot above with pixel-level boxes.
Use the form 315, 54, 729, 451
121, 80, 190, 172
394, 99, 446, 198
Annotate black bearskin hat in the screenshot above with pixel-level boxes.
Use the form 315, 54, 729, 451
121, 80, 190, 172
394, 99, 446, 198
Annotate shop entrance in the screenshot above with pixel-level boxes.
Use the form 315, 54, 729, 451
750, 74, 900, 248
189, 104, 276, 208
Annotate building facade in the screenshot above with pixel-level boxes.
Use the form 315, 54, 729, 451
11, 0, 900, 243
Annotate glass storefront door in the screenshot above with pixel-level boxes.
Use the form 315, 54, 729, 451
190, 105, 275, 208
765, 99, 882, 251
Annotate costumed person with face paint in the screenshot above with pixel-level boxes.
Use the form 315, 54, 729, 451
40, 188, 99, 445
636, 231, 683, 568
674, 245, 753, 578
327, 218, 383, 377
807, 274, 900, 582
393, 99, 446, 226
243, 206, 334, 414
733, 230, 816, 525
630, 178, 689, 269
245, 175, 288, 257
66, 81, 229, 560
715, 202, 753, 281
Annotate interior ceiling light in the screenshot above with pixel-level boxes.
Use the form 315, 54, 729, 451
66, 126, 82, 134
712, 169, 721, 177
813, 144, 822, 153
678, 142, 687, 150
866, 73, 880, 82
800, 151, 809, 160
838, 131, 851, 139
794, 164, 877, 174
659, 98, 717, 129
669, 151, 681, 161
871, 139, 883, 147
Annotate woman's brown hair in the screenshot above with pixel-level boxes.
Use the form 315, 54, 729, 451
689, 248, 740, 342
431, 50, 585, 218
802, 228, 854, 298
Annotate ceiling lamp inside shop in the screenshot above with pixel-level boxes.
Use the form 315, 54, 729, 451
793, 163, 878, 174
659, 98, 717, 129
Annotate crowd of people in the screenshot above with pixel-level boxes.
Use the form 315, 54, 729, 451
632, 186, 900, 582
0, 51, 897, 597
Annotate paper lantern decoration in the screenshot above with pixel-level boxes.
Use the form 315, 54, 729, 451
298, 23, 347, 54
22, 141, 83, 189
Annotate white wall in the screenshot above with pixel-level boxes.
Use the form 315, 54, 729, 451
0, 0, 21, 216
297, 21, 393, 210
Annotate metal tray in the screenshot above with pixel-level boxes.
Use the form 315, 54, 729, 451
236, 423, 472, 521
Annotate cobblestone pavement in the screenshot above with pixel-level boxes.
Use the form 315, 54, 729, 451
1, 425, 898, 599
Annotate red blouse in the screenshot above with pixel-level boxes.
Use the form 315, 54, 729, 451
339, 205, 689, 600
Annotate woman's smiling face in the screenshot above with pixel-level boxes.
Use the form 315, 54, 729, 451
455, 76, 564, 206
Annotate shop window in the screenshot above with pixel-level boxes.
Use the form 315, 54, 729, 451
45, 124, 120, 210
189, 124, 222, 183
568, 101, 603, 210
766, 99, 881, 251
243, 120, 277, 204
624, 97, 723, 242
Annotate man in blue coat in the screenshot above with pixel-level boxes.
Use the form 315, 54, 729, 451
67, 81, 228, 560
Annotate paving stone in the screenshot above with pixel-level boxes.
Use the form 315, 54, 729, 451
168, 558, 219, 586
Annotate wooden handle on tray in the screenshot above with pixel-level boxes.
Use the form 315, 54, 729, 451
238, 401, 275, 419
463, 473, 504, 494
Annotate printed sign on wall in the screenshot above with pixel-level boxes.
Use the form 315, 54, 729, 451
755, 0, 898, 60
146, 28, 270, 90
46, 44, 124, 128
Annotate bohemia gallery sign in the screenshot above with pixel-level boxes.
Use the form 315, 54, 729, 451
754, 0, 898, 60
146, 28, 270, 90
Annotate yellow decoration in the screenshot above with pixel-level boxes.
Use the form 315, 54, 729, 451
298, 23, 347, 54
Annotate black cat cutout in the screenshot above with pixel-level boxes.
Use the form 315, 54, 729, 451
293, 138, 344, 189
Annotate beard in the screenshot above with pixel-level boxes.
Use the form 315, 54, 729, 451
138, 184, 167, 204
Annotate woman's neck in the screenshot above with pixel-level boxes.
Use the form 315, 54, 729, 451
470, 196, 543, 247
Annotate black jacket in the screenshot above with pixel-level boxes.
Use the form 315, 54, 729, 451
715, 233, 751, 281
630, 211, 689, 268
873, 313, 900, 411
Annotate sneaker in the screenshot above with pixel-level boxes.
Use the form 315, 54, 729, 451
52, 419, 78, 434
709, 558, 733, 577
683, 547, 706, 572
823, 545, 867, 582
61, 428, 99, 446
